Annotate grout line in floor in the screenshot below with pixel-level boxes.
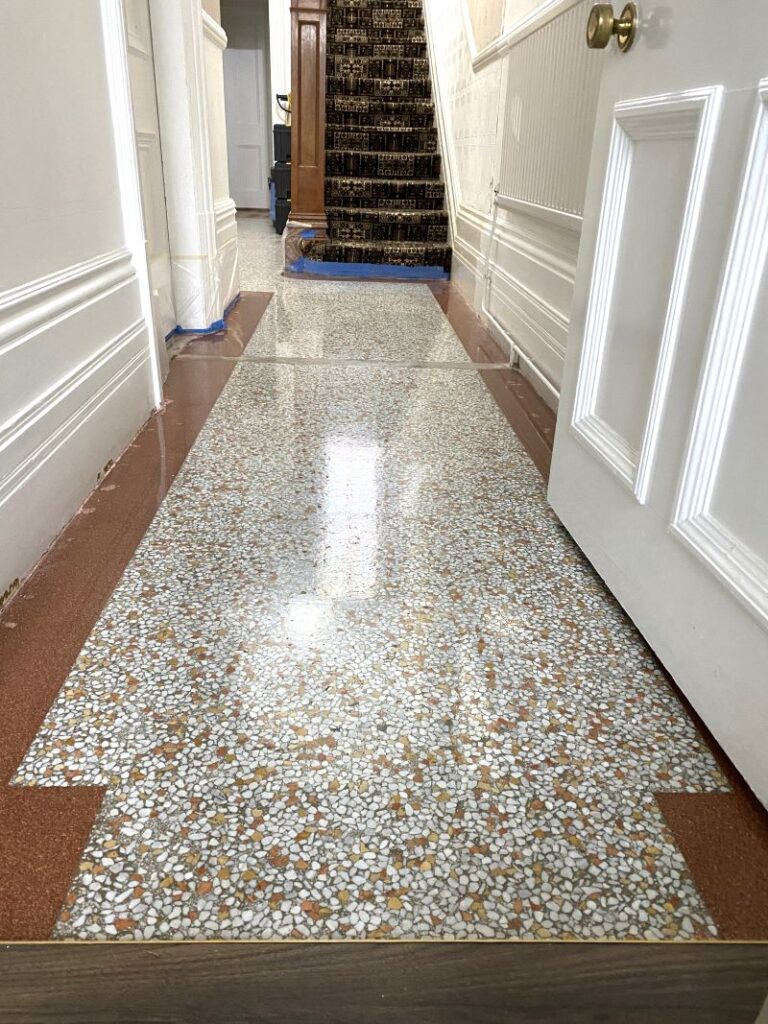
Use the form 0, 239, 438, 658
173, 353, 513, 370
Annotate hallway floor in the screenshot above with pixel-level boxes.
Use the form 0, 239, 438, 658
3, 216, 765, 944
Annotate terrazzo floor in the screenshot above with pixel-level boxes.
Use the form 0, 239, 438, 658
12, 216, 731, 941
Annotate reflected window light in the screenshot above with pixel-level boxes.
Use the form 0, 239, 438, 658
284, 596, 328, 645
318, 438, 380, 599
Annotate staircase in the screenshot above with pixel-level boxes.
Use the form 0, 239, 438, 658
305, 0, 452, 277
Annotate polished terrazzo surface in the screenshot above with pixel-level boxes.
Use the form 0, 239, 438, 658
236, 216, 467, 364
12, 217, 729, 941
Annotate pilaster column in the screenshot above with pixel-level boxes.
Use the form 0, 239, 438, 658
149, 0, 221, 330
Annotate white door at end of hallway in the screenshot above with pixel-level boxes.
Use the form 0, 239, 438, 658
549, 2, 768, 802
124, 0, 175, 366
223, 22, 272, 210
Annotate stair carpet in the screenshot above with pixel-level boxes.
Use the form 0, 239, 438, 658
306, 0, 452, 274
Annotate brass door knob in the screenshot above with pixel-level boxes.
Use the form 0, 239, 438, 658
586, 2, 638, 52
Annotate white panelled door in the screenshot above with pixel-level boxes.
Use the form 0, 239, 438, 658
125, 0, 175, 360
223, 31, 272, 209
549, 2, 768, 802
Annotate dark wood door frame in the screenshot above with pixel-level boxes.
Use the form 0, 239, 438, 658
289, 0, 328, 236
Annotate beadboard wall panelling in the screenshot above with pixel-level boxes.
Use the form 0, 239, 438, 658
0, 0, 157, 602
498, 0, 602, 217
424, 0, 606, 402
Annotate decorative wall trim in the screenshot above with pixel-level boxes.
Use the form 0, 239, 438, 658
469, 202, 578, 283
496, 195, 582, 233
672, 81, 768, 628
469, 0, 583, 71
489, 260, 568, 358
0, 250, 133, 354
0, 321, 147, 499
452, 206, 567, 401
202, 9, 228, 49
571, 86, 723, 501
126, 17, 150, 57
213, 198, 239, 310
0, 343, 150, 512
214, 196, 237, 228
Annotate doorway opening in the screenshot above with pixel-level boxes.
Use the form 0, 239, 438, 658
221, 0, 274, 212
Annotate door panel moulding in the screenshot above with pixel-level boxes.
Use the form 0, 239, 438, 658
672, 81, 768, 629
570, 87, 723, 504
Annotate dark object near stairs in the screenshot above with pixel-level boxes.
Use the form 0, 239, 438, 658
274, 123, 291, 164
307, 0, 451, 275
270, 124, 291, 236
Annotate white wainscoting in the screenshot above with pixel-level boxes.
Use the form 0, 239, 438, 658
0, 254, 155, 601
215, 197, 240, 312
0, 0, 159, 606
425, 0, 606, 405
498, 1, 601, 218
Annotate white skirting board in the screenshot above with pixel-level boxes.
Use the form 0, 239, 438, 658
0, 255, 156, 601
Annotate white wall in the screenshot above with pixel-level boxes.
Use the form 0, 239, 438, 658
268, 0, 291, 129
465, 0, 504, 51
504, 0, 546, 28
425, 0, 605, 405
0, 0, 160, 603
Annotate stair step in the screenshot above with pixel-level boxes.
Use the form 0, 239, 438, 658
330, 9, 425, 31
327, 150, 441, 179
333, 0, 424, 8
327, 207, 448, 243
326, 176, 446, 211
328, 40, 428, 59
326, 206, 448, 223
326, 126, 437, 152
328, 113, 434, 130
328, 76, 431, 99
328, 95, 433, 113
327, 97, 434, 130
308, 239, 452, 272
327, 55, 429, 79
330, 28, 426, 45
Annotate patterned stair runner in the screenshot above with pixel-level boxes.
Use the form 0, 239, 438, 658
306, 0, 452, 275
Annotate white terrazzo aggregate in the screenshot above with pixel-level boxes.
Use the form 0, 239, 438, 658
12, 217, 728, 942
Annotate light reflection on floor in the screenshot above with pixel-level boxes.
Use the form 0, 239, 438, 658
11, 216, 729, 942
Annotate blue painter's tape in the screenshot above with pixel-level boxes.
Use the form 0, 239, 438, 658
287, 258, 449, 281
172, 293, 242, 336
174, 320, 226, 336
